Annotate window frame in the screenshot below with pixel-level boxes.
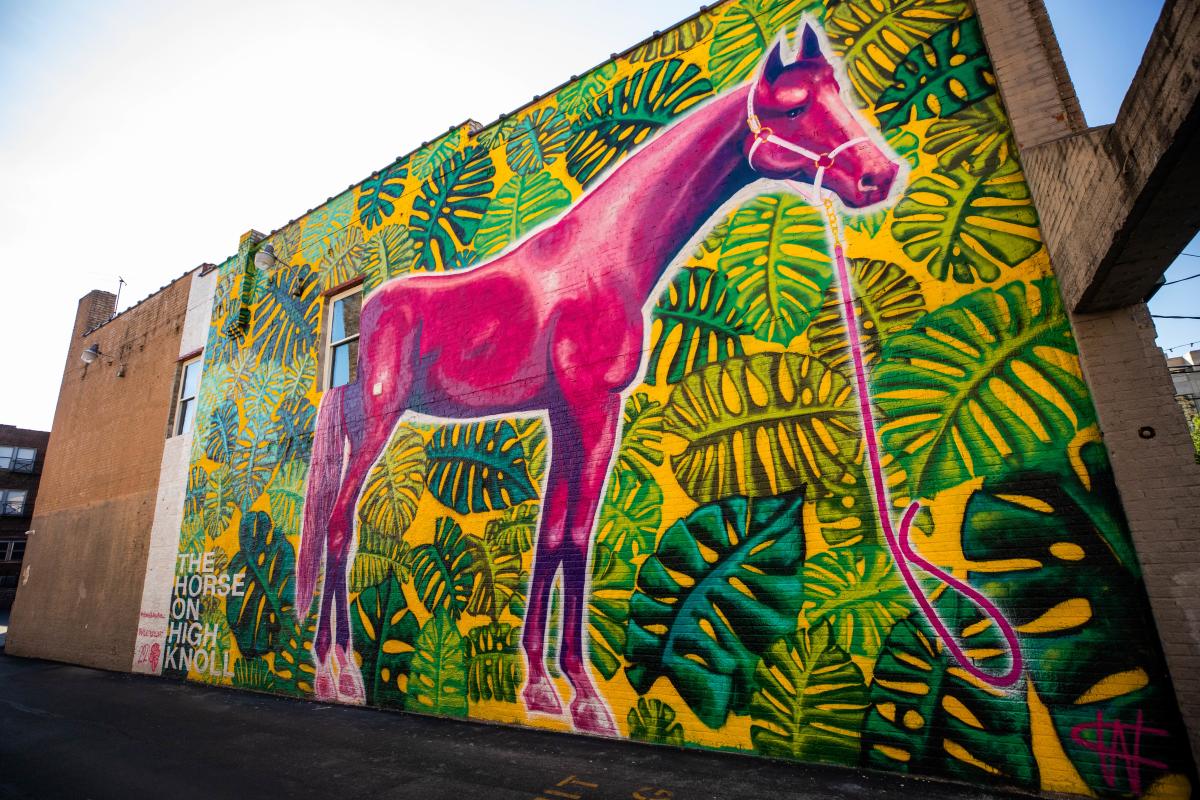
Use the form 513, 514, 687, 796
0, 446, 36, 473
324, 285, 363, 390
174, 356, 203, 436
0, 489, 28, 516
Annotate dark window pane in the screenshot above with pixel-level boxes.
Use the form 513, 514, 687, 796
0, 447, 11, 470
11, 541, 24, 559
178, 397, 197, 435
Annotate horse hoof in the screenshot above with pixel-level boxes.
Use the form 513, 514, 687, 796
570, 694, 618, 737
337, 673, 366, 705
521, 678, 564, 716
314, 670, 337, 701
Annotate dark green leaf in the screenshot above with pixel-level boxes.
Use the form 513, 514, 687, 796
226, 511, 295, 658
625, 490, 807, 727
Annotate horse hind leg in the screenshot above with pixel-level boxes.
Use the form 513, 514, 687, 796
520, 459, 569, 717
325, 376, 408, 705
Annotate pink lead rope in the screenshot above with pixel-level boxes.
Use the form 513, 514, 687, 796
746, 88, 1024, 689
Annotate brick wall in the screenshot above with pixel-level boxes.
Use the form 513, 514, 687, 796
7, 275, 192, 670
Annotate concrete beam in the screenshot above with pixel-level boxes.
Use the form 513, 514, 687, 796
1019, 0, 1200, 312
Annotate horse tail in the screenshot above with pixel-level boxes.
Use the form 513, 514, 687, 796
297, 384, 348, 620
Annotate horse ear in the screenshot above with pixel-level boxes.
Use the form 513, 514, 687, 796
762, 39, 787, 83
798, 22, 823, 61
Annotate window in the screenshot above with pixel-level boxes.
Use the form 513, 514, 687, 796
175, 357, 202, 435
0, 446, 36, 473
0, 490, 27, 516
326, 287, 361, 389
2, 540, 25, 561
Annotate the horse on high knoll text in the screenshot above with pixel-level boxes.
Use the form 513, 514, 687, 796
295, 22, 900, 735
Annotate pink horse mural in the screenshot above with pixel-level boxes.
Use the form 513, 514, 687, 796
297, 23, 905, 734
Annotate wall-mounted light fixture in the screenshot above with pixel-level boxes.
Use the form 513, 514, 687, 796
80, 343, 125, 376
253, 243, 308, 297
80, 343, 104, 364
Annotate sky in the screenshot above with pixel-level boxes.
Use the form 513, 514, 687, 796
0, 0, 1194, 431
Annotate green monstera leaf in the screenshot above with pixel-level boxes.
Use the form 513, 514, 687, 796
425, 421, 538, 513
349, 529, 413, 593
807, 258, 925, 373
312, 225, 365, 292
589, 472, 662, 680
616, 393, 664, 479
351, 570, 420, 708
410, 130, 462, 180
271, 613, 318, 697
484, 503, 538, 555
362, 224, 417, 292
410, 146, 496, 271
629, 13, 713, 62
627, 697, 686, 745
892, 157, 1041, 284
625, 490, 806, 728
874, 278, 1095, 501
665, 353, 860, 502
231, 413, 278, 510
923, 96, 1011, 172
466, 536, 524, 619
826, 0, 971, 107
555, 62, 617, 117
410, 517, 478, 620
407, 612, 469, 717
863, 611, 1036, 787
358, 426, 425, 537
505, 107, 571, 175
473, 172, 572, 258
356, 161, 407, 230
718, 193, 832, 345
707, 0, 810, 91
646, 266, 750, 386
961, 443, 1186, 795
749, 621, 869, 764
206, 400, 239, 465
265, 460, 306, 539
466, 622, 524, 703
565, 59, 712, 187
226, 511, 295, 659
512, 417, 547, 490
803, 547, 911, 660
251, 264, 320, 365
202, 465, 237, 539
874, 16, 994, 130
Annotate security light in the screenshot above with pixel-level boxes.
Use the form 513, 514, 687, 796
81, 344, 102, 364
253, 244, 277, 271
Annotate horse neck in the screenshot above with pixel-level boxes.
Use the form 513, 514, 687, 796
571, 86, 756, 303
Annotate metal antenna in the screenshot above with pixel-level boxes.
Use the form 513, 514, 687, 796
114, 277, 126, 318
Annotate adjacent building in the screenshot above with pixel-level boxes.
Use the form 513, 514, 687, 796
0, 425, 50, 609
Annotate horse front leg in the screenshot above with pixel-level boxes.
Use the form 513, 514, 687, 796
558, 395, 621, 736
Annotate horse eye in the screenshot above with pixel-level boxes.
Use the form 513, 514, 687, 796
786, 104, 807, 119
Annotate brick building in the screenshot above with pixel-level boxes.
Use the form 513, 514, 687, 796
7, 1, 1200, 797
0, 425, 50, 609
7, 269, 216, 670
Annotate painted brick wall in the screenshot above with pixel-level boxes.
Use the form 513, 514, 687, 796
127, 1, 1198, 798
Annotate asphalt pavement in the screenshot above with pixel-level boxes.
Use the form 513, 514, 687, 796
0, 649, 1034, 800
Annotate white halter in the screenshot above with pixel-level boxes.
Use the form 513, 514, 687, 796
745, 80, 867, 202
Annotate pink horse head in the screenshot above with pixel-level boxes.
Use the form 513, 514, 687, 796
743, 23, 899, 208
